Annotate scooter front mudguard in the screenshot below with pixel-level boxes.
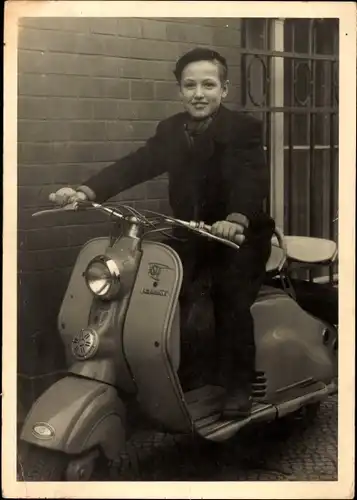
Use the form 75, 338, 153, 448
20, 376, 126, 461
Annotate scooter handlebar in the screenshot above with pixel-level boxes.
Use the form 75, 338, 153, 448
33, 200, 242, 250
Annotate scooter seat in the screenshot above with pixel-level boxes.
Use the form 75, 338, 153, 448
284, 236, 338, 265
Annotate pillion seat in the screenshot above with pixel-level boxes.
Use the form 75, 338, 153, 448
266, 232, 338, 275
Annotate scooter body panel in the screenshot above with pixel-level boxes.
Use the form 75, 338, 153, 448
252, 287, 336, 404
58, 236, 142, 393
123, 240, 193, 433
20, 376, 126, 460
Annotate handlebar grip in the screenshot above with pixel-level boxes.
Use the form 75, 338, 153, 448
201, 223, 245, 246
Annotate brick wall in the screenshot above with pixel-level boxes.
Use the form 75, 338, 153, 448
17, 17, 241, 409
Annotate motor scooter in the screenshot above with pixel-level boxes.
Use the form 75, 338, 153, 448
18, 200, 338, 481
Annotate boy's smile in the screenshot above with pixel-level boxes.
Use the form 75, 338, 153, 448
179, 60, 229, 120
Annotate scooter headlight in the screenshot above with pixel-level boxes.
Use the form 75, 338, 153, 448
84, 255, 121, 300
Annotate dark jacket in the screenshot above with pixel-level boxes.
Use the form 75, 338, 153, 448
81, 105, 272, 235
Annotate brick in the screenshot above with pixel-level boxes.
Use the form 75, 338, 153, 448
26, 120, 108, 143
131, 80, 155, 100
165, 101, 185, 116
18, 120, 69, 142
54, 98, 94, 119
212, 46, 241, 66
66, 223, 108, 247
73, 121, 110, 142
74, 33, 131, 58
113, 183, 147, 202
166, 23, 213, 45
18, 74, 77, 97
49, 163, 108, 185
37, 141, 141, 165
105, 121, 156, 141
93, 101, 168, 122
18, 97, 48, 119
19, 246, 81, 273
19, 74, 129, 99
140, 19, 167, 40
18, 97, 94, 120
161, 18, 219, 28
88, 18, 120, 36
24, 227, 69, 251
19, 120, 109, 143
176, 41, 200, 57
18, 49, 45, 74
155, 81, 179, 101
18, 27, 77, 53
212, 18, 241, 30
80, 78, 130, 99
115, 18, 143, 38
18, 165, 54, 186
90, 99, 127, 120
213, 27, 241, 48
91, 142, 143, 162
146, 180, 168, 199
89, 56, 121, 77
18, 142, 56, 164
118, 59, 143, 79
133, 198, 161, 212
135, 102, 171, 121
18, 185, 59, 208
18, 17, 91, 33
129, 39, 178, 61
18, 50, 94, 77
140, 60, 175, 81
19, 28, 132, 58
18, 206, 105, 230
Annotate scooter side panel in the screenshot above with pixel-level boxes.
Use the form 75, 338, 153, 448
123, 241, 192, 433
252, 290, 336, 403
58, 237, 136, 392
20, 376, 126, 460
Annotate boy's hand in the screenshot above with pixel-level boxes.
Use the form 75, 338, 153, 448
49, 187, 88, 206
211, 220, 246, 245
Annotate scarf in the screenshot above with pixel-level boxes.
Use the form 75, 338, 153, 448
184, 114, 215, 147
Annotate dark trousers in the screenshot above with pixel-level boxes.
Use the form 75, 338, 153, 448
168, 232, 272, 390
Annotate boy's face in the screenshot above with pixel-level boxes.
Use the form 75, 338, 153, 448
179, 60, 229, 120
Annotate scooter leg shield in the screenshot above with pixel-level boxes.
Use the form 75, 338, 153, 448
20, 376, 126, 461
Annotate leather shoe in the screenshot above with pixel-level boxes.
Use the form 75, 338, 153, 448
221, 388, 253, 419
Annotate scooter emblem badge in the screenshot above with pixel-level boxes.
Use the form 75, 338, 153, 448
148, 262, 171, 283
72, 328, 99, 360
32, 422, 55, 439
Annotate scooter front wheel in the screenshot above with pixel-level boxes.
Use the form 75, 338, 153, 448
17, 442, 112, 481
17, 443, 68, 481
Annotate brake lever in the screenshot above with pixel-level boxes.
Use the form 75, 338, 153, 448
32, 202, 79, 217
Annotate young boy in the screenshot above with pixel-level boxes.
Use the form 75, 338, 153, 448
50, 48, 275, 418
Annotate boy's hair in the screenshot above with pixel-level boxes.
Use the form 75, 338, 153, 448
173, 48, 228, 83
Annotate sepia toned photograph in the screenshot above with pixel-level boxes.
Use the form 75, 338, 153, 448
2, 2, 356, 499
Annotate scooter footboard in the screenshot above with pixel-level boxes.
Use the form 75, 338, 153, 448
20, 376, 126, 460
